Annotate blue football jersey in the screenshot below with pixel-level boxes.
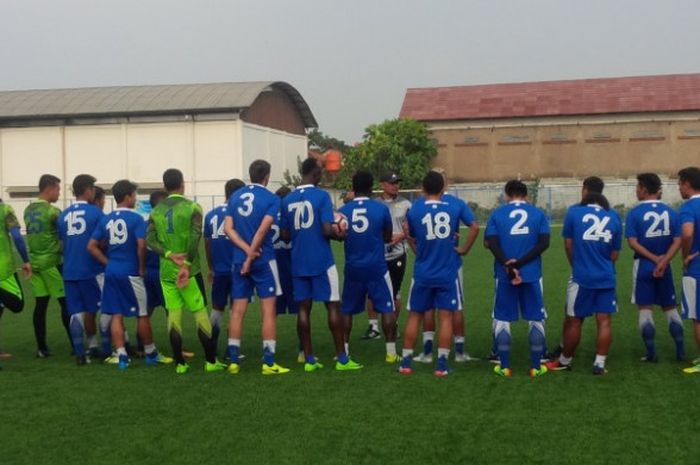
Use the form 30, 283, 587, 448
57, 201, 105, 280
204, 204, 234, 274
442, 193, 476, 269
146, 249, 160, 270
485, 201, 550, 283
407, 198, 463, 286
680, 196, 700, 277
225, 184, 278, 265
281, 184, 335, 277
625, 200, 680, 276
562, 204, 622, 289
91, 208, 147, 276
339, 197, 392, 275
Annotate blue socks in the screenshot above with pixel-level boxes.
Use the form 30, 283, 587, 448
669, 320, 685, 359
227, 345, 240, 364
528, 322, 546, 369
495, 327, 511, 369
337, 352, 349, 364
641, 322, 656, 358
69, 315, 85, 358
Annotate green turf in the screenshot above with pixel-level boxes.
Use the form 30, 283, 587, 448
0, 228, 697, 465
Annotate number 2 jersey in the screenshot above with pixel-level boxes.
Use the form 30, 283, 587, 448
625, 200, 680, 279
91, 208, 147, 276
563, 204, 622, 289
406, 197, 466, 286
57, 201, 105, 280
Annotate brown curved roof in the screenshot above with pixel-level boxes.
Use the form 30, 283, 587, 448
400, 73, 700, 122
0, 81, 317, 128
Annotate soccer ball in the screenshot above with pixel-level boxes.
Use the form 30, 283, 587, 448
333, 211, 348, 233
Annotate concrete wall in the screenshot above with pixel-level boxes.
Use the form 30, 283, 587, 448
241, 122, 308, 189
429, 112, 700, 182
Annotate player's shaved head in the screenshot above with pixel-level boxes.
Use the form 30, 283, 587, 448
225, 178, 245, 200
149, 190, 167, 208
38, 174, 61, 192
112, 179, 138, 204
678, 167, 700, 191
637, 173, 662, 194
72, 174, 97, 197
163, 168, 184, 192
300, 158, 322, 184
423, 171, 445, 195
352, 170, 373, 196
504, 180, 527, 199
582, 176, 604, 194
249, 160, 271, 184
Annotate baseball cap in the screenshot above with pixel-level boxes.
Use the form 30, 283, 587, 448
380, 171, 401, 183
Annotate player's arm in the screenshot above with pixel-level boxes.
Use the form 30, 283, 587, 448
6, 210, 31, 277
626, 237, 661, 263
682, 222, 698, 269
564, 238, 573, 266
456, 221, 479, 256
223, 215, 254, 256
484, 235, 509, 265
513, 233, 550, 268
87, 238, 108, 266
184, 206, 203, 268
249, 215, 275, 256
146, 218, 167, 257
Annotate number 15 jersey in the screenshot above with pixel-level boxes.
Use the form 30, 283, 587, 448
563, 204, 622, 289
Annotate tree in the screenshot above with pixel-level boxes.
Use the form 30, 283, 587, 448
308, 128, 352, 153
334, 118, 437, 190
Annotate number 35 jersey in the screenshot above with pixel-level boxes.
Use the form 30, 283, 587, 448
58, 201, 105, 280
407, 198, 464, 287
563, 204, 622, 289
625, 200, 680, 277
91, 208, 147, 276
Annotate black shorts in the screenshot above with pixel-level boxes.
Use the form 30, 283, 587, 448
387, 254, 407, 299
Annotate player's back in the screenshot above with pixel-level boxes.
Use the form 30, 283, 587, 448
281, 184, 334, 276
227, 184, 278, 264
407, 197, 461, 286
486, 201, 549, 282
58, 201, 104, 280
339, 197, 391, 275
563, 203, 622, 288
24, 199, 61, 270
626, 201, 680, 265
96, 208, 146, 276
442, 193, 476, 269
0, 202, 19, 279
204, 204, 234, 274
149, 195, 202, 280
680, 196, 700, 277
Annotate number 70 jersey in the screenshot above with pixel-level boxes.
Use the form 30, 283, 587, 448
563, 204, 622, 289
91, 208, 147, 276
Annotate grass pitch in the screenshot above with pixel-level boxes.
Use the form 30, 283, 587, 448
0, 228, 697, 465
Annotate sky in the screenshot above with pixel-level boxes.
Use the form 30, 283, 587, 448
1, 0, 699, 143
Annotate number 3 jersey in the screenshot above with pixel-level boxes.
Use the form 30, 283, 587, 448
91, 208, 147, 276
563, 204, 622, 289
406, 197, 465, 286
485, 201, 549, 283
58, 201, 105, 280
280, 184, 335, 277
625, 200, 680, 278
226, 184, 279, 265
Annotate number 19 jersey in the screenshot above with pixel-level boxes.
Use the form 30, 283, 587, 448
407, 198, 462, 286
91, 208, 147, 276
563, 204, 622, 289
280, 184, 334, 277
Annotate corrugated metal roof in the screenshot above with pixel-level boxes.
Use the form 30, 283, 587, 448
0, 81, 317, 128
400, 73, 700, 122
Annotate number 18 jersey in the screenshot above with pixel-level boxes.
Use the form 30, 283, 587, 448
407, 198, 462, 286
91, 208, 147, 276
563, 204, 622, 289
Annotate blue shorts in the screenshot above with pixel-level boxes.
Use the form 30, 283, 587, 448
341, 271, 395, 315
632, 259, 677, 307
493, 278, 545, 322
232, 260, 281, 299
566, 282, 617, 318
211, 273, 232, 310
144, 267, 164, 310
407, 278, 461, 313
64, 276, 103, 315
682, 276, 700, 320
292, 265, 340, 303
101, 274, 148, 318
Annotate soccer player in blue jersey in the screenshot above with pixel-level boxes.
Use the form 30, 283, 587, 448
205, 178, 244, 348
677, 167, 700, 374
272, 186, 303, 361
485, 180, 550, 377
339, 171, 396, 362
87, 180, 171, 369
400, 171, 470, 377
280, 157, 361, 372
58, 174, 105, 364
223, 161, 289, 375
626, 173, 684, 362
546, 192, 622, 375
414, 171, 479, 363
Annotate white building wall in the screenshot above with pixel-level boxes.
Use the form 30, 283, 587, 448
241, 122, 307, 188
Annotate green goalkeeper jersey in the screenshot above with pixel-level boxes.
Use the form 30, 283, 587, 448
24, 199, 62, 271
0, 202, 20, 280
146, 194, 203, 282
